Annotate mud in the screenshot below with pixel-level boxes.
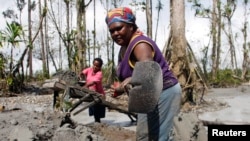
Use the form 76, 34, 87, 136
0, 84, 250, 141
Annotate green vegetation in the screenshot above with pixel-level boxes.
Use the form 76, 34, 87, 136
208, 69, 243, 87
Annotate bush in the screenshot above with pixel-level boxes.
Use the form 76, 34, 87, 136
208, 69, 241, 87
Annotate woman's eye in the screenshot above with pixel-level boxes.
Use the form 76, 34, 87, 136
116, 26, 123, 31
109, 26, 123, 33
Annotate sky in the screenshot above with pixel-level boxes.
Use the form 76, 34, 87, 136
0, 0, 248, 74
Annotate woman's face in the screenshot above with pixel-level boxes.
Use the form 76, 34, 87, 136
92, 60, 101, 73
108, 22, 134, 46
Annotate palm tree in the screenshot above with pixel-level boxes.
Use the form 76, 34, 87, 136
3, 22, 23, 71
1, 22, 23, 92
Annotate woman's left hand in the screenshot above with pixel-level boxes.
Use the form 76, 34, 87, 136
120, 77, 131, 89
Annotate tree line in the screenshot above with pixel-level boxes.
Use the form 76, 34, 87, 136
0, 0, 249, 105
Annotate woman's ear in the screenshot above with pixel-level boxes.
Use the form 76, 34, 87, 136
129, 24, 134, 32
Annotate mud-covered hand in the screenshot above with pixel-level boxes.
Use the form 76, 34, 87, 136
110, 77, 131, 97
110, 82, 122, 97
120, 77, 132, 94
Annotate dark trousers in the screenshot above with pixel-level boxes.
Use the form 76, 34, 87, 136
89, 104, 106, 122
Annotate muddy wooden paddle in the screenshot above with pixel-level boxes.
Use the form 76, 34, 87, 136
127, 61, 163, 113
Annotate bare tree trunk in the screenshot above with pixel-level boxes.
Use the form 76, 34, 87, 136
28, 0, 33, 78
163, 0, 207, 105
16, 0, 26, 79
170, 0, 188, 104
76, 0, 90, 72
49, 0, 74, 70
93, 0, 96, 59
211, 0, 218, 80
223, 1, 237, 72
48, 49, 58, 71
99, 0, 110, 62
226, 21, 237, 70
66, 1, 73, 69
44, 0, 51, 74
146, 0, 152, 38
100, 0, 115, 85
216, 1, 221, 75
87, 31, 91, 66
10, 46, 14, 71
39, 0, 47, 77
58, 0, 63, 70
154, 0, 162, 42
105, 0, 110, 63
241, 1, 249, 80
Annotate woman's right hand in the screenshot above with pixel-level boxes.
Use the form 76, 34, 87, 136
79, 73, 85, 81
110, 77, 132, 97
110, 81, 124, 97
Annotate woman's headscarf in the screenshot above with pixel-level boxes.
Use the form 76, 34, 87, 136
105, 7, 136, 26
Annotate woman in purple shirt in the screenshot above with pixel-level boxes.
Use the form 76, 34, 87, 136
106, 7, 182, 141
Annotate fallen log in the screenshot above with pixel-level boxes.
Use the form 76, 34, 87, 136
42, 78, 67, 91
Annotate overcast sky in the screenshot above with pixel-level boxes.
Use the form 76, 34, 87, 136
0, 0, 210, 47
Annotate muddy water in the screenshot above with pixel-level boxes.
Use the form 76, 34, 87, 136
199, 85, 250, 124
71, 104, 137, 131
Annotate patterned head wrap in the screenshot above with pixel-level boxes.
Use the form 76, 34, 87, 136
105, 7, 136, 26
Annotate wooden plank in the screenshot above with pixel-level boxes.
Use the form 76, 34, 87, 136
42, 79, 66, 91
54, 82, 66, 91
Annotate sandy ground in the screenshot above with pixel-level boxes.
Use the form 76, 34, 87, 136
0, 84, 250, 141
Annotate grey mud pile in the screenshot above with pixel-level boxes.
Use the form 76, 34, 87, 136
0, 94, 136, 141
0, 71, 137, 141
0, 90, 216, 141
0, 70, 249, 141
